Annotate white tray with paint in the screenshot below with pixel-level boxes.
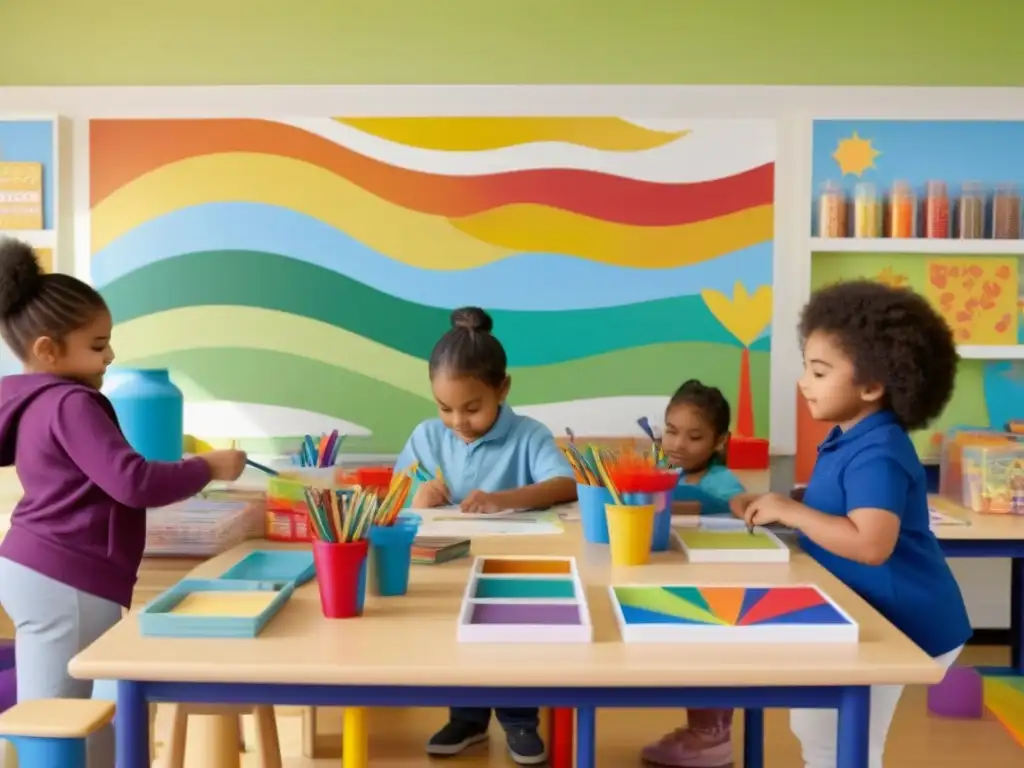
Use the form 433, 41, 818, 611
457, 556, 593, 643
610, 583, 859, 644
674, 518, 791, 563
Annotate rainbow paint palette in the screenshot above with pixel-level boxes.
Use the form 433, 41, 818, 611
457, 556, 593, 643
610, 584, 858, 644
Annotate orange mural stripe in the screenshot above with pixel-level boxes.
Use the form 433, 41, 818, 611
88, 119, 773, 226
697, 587, 746, 626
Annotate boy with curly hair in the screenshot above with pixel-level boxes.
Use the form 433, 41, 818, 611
732, 280, 971, 768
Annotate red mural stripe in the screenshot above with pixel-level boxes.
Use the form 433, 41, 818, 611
737, 587, 827, 626
90, 119, 774, 226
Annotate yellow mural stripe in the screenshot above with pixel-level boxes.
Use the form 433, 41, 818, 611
114, 306, 433, 400
452, 203, 774, 267
332, 117, 686, 152
90, 153, 514, 268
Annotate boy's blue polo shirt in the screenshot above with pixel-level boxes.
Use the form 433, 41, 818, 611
801, 410, 971, 657
673, 464, 745, 515
395, 406, 574, 503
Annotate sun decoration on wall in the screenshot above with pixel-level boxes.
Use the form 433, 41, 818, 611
833, 132, 881, 176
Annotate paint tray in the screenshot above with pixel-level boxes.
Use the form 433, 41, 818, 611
220, 549, 316, 585
138, 578, 294, 638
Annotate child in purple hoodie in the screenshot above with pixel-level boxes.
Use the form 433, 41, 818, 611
0, 238, 247, 767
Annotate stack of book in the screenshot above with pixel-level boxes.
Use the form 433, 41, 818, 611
411, 537, 471, 565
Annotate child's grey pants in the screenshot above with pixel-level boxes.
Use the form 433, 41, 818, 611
0, 557, 122, 768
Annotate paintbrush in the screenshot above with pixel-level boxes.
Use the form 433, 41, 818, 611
245, 458, 279, 476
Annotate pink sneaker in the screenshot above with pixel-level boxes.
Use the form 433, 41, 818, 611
641, 726, 733, 768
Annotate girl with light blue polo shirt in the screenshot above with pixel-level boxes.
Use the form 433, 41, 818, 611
641, 379, 746, 768
395, 306, 576, 766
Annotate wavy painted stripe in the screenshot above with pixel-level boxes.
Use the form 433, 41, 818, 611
332, 117, 685, 152
115, 306, 432, 399
284, 118, 775, 184
90, 153, 768, 268
184, 401, 371, 439
88, 118, 770, 225
124, 342, 768, 448
91, 202, 773, 307
516, 396, 670, 437
102, 253, 740, 365
452, 202, 772, 264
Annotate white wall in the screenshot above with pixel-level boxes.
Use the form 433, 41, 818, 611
1, 84, 1020, 627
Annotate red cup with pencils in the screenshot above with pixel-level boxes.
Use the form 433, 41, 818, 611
313, 538, 369, 618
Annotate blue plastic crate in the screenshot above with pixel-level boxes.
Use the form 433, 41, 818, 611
138, 578, 294, 638
219, 549, 315, 585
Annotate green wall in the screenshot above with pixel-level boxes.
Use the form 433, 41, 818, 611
3, 0, 1024, 86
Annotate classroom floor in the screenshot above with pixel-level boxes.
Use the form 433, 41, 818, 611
155, 646, 1023, 767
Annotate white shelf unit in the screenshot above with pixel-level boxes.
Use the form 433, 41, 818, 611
810, 237, 1024, 255
957, 345, 1024, 360
0, 116, 64, 273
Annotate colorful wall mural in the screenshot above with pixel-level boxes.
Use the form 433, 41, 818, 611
809, 119, 1024, 461
90, 118, 775, 454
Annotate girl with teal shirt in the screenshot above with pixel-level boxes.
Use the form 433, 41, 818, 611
641, 379, 745, 768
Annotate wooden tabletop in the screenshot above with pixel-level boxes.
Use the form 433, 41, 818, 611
929, 494, 1024, 541
70, 510, 942, 689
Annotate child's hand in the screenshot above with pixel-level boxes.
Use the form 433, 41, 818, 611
460, 490, 502, 514
728, 493, 759, 519
411, 479, 449, 508
743, 492, 799, 528
202, 450, 247, 481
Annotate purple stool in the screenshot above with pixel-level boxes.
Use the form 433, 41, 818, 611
0, 641, 13, 714
927, 665, 984, 718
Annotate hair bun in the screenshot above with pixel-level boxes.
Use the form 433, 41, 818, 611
0, 238, 44, 318
450, 306, 494, 334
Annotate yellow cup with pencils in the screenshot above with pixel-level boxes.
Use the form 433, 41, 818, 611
605, 503, 656, 566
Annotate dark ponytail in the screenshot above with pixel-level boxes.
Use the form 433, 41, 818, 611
428, 306, 508, 388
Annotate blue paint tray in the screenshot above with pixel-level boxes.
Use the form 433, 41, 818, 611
219, 550, 315, 585
138, 578, 294, 638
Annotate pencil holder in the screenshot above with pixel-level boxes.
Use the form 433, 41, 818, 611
625, 491, 673, 551
578, 484, 612, 544
605, 504, 655, 566
367, 514, 421, 597
313, 539, 369, 619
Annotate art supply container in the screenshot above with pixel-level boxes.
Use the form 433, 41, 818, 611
102, 368, 184, 461
853, 182, 882, 237
957, 182, 986, 239
312, 539, 369, 618
577, 484, 612, 544
992, 182, 1022, 239
624, 491, 673, 551
367, 514, 421, 597
888, 180, 916, 238
266, 468, 351, 542
925, 180, 950, 238
605, 504, 655, 566
817, 180, 847, 237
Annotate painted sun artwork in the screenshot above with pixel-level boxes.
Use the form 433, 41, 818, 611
832, 131, 881, 176
611, 584, 858, 643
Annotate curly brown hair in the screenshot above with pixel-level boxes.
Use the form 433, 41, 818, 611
798, 279, 958, 431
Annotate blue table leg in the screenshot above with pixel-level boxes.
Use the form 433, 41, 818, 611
574, 705, 596, 768
115, 680, 149, 768
1011, 558, 1023, 674
743, 708, 764, 768
836, 686, 870, 768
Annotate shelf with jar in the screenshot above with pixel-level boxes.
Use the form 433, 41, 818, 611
814, 179, 1024, 252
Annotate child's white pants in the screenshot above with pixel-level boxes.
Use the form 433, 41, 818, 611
790, 645, 962, 768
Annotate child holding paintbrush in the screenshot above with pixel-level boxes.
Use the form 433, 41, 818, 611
395, 307, 575, 765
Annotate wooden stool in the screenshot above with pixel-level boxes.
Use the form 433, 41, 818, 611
0, 698, 114, 768
161, 704, 282, 768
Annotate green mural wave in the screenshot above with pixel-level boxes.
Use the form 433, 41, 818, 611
100, 250, 741, 366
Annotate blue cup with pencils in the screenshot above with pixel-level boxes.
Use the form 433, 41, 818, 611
577, 484, 612, 544
368, 513, 421, 597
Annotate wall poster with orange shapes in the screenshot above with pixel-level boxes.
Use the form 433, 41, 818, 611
923, 258, 1019, 345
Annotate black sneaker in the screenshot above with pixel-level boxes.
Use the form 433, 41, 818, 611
505, 727, 547, 765
425, 720, 489, 756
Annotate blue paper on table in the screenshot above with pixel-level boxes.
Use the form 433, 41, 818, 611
220, 550, 316, 585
